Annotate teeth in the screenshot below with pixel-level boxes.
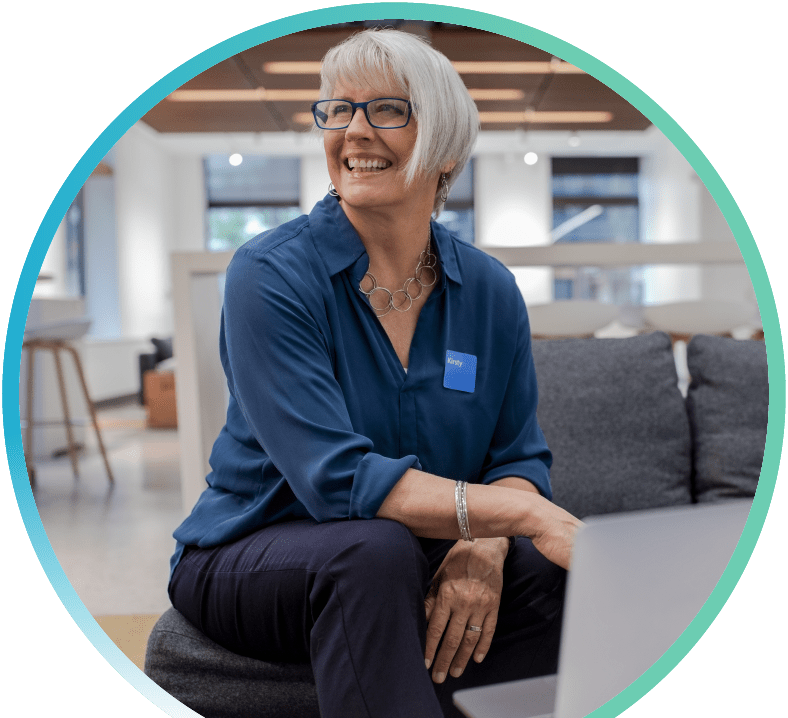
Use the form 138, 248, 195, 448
347, 158, 391, 171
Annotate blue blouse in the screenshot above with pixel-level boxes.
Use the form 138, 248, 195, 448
171, 195, 552, 574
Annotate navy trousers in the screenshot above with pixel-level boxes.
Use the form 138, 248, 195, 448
169, 518, 566, 718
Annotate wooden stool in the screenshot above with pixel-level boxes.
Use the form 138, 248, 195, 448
23, 338, 114, 487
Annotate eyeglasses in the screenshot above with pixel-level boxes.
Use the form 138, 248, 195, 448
311, 98, 413, 130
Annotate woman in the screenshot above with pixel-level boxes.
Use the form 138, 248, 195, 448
169, 28, 582, 718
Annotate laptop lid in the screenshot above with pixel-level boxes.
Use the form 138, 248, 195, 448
453, 500, 752, 718
554, 500, 751, 718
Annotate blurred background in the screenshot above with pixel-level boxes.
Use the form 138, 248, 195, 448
19, 21, 759, 667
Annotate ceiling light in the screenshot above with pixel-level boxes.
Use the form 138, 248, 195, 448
168, 88, 320, 102
478, 111, 613, 123
452, 61, 584, 74
263, 60, 584, 75
229, 153, 243, 166
293, 112, 315, 125
523, 152, 539, 165
264, 61, 323, 74
467, 89, 525, 100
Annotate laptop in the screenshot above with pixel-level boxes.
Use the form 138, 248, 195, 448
453, 500, 752, 718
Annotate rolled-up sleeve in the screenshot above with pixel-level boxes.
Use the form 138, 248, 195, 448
222, 246, 420, 522
479, 290, 553, 498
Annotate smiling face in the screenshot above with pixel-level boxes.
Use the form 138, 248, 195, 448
323, 77, 439, 221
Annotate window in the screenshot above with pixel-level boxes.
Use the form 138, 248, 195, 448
435, 160, 474, 244
204, 155, 302, 252
551, 157, 641, 304
65, 189, 85, 296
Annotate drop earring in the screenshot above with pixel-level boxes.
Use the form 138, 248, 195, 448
439, 174, 449, 203
328, 182, 340, 197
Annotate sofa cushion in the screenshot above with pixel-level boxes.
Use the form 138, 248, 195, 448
145, 607, 319, 718
531, 332, 693, 518
685, 335, 767, 502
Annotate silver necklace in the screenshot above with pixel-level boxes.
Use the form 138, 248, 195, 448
359, 232, 438, 316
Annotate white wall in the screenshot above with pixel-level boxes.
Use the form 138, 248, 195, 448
640, 132, 703, 304
699, 187, 755, 312
82, 337, 153, 402
474, 151, 553, 304
114, 123, 178, 339
171, 155, 207, 252
301, 153, 332, 213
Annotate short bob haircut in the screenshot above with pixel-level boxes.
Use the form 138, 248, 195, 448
317, 28, 479, 215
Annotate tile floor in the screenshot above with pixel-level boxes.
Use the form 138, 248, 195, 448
31, 402, 183, 616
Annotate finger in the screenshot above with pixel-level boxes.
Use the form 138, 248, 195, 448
424, 595, 435, 622
424, 601, 451, 669
448, 616, 486, 678
472, 609, 499, 664
432, 612, 469, 683
424, 583, 439, 622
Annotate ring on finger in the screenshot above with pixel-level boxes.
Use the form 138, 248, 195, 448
466, 625, 482, 632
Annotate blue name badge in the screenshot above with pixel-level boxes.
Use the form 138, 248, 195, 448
443, 350, 477, 393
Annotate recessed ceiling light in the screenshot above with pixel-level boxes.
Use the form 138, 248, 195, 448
523, 152, 539, 165
478, 111, 613, 123
229, 153, 243, 166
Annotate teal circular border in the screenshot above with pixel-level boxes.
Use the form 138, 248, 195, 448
3, 4, 783, 716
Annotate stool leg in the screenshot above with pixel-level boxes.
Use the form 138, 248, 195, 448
52, 346, 80, 479
25, 345, 36, 488
65, 344, 114, 484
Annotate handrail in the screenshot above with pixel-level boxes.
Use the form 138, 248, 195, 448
481, 241, 743, 267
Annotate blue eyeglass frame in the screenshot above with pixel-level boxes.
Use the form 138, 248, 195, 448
311, 97, 413, 130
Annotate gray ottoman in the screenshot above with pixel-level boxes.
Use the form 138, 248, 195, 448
144, 607, 320, 718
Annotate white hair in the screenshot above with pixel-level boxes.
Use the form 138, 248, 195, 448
317, 28, 479, 215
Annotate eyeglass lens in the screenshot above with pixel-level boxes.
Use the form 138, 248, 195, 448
314, 99, 409, 128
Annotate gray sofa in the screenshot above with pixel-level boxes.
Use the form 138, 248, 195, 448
144, 331, 768, 717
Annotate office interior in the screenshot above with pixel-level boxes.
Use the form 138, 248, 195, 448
20, 22, 759, 673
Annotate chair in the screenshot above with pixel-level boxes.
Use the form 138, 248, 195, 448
23, 321, 114, 487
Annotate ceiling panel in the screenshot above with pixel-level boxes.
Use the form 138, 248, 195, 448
142, 24, 651, 134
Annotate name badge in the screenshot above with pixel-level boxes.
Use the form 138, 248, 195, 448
443, 350, 477, 393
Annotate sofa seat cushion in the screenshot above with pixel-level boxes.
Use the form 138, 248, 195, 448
532, 332, 693, 518
145, 607, 319, 718
686, 335, 768, 502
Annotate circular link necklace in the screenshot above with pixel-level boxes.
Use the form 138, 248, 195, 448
359, 232, 438, 316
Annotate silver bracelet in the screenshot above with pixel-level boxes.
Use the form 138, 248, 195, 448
455, 480, 474, 541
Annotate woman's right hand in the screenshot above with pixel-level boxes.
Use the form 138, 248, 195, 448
527, 497, 584, 570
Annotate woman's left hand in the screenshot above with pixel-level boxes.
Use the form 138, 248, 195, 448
424, 536, 509, 683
